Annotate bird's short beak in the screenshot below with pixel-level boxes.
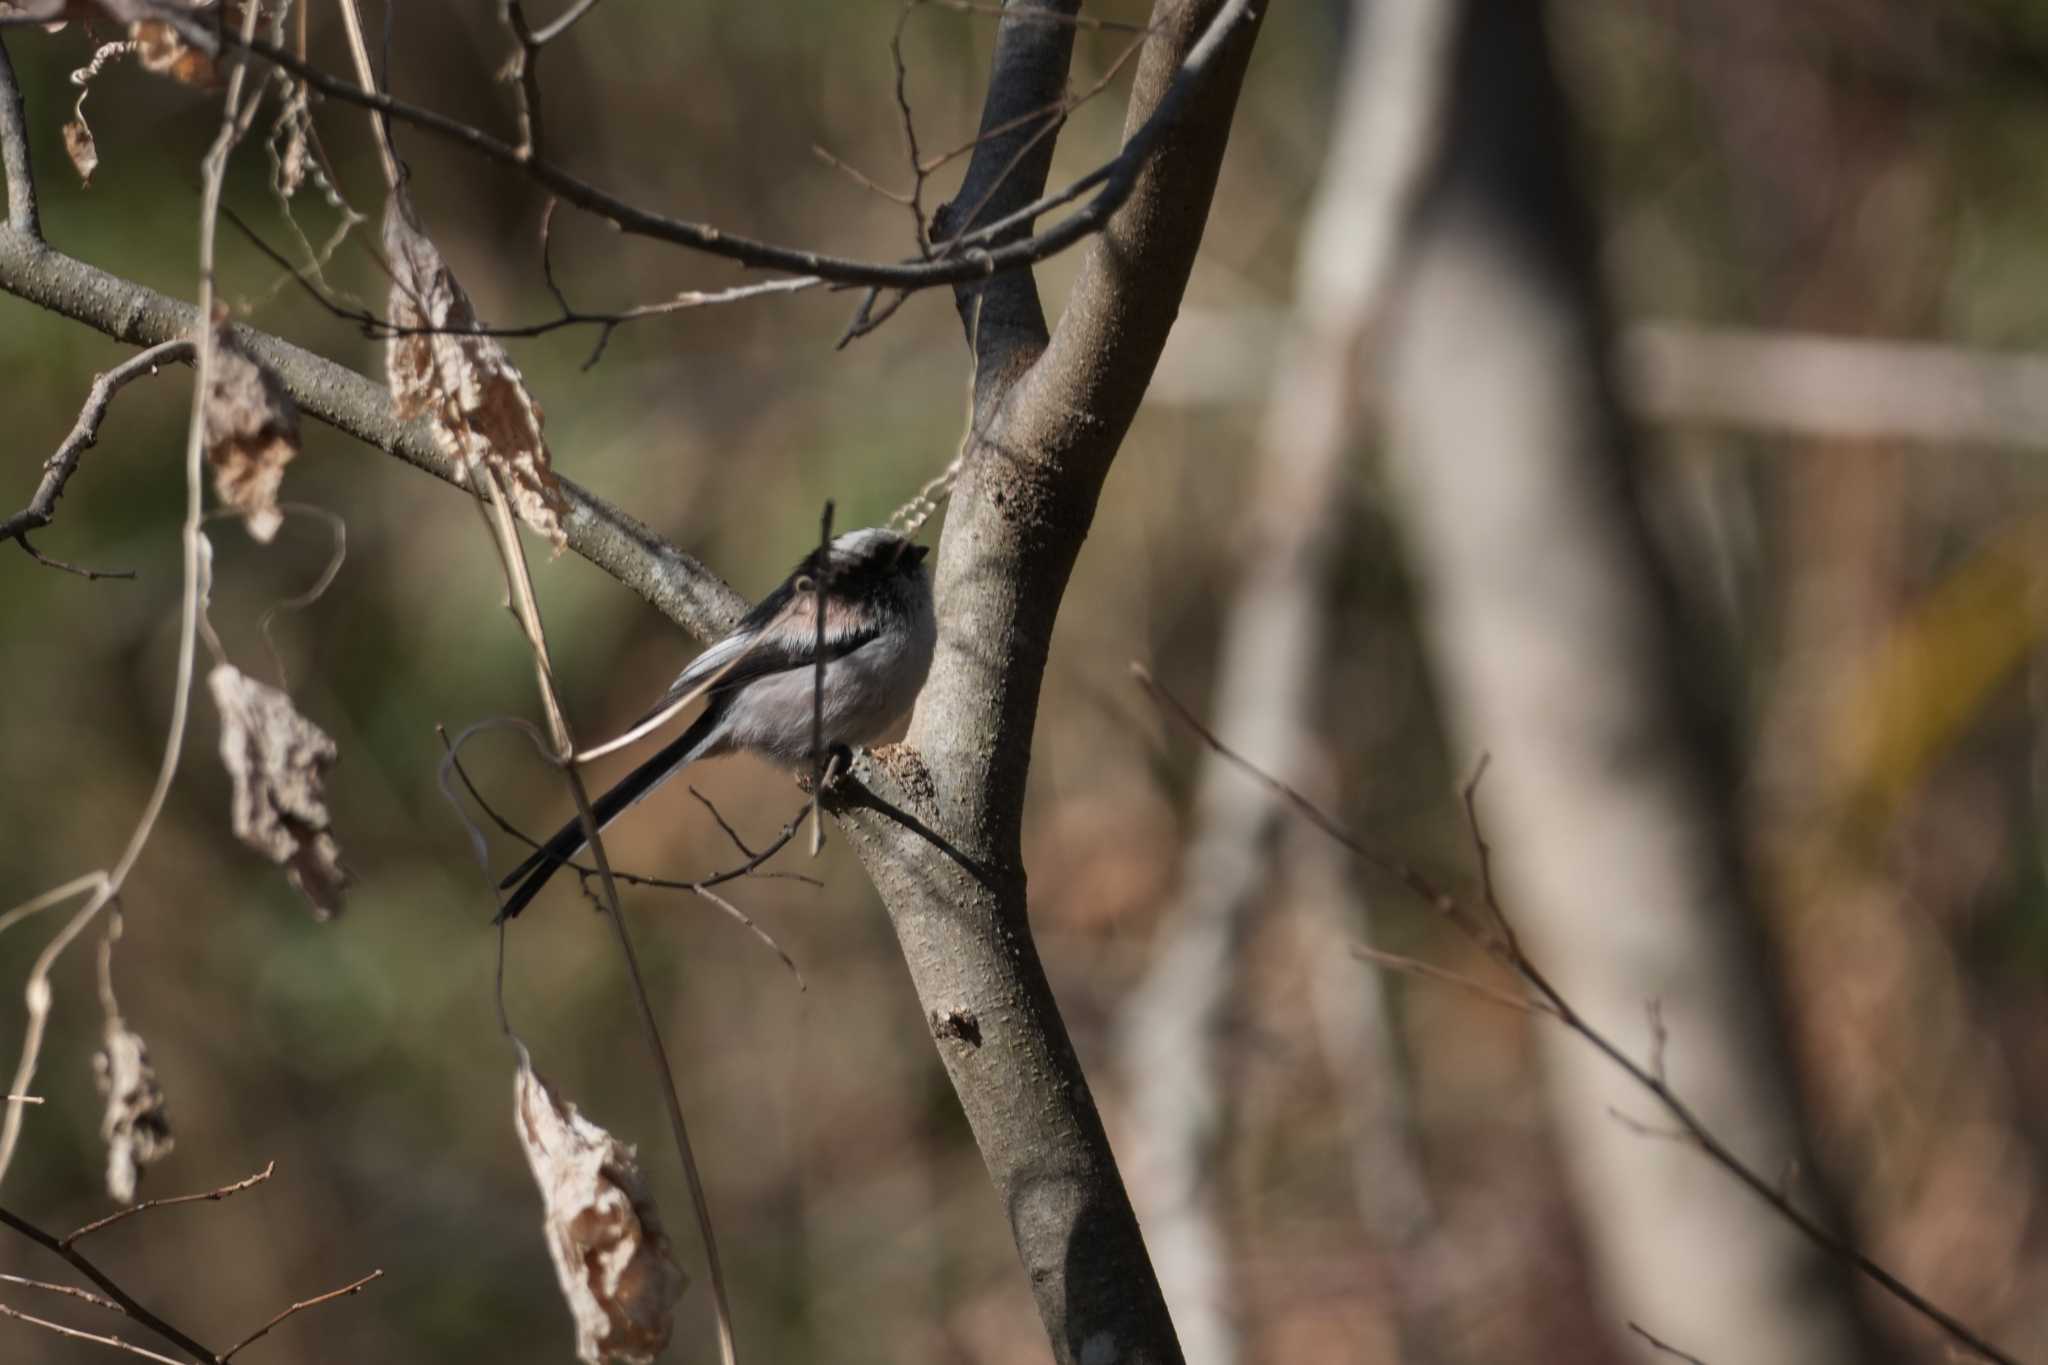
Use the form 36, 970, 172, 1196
905, 543, 929, 566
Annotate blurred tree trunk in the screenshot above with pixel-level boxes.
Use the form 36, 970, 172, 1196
1112, 1, 1452, 1359
1380, 4, 1891, 1363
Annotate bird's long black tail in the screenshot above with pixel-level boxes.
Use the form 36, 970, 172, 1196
494, 710, 719, 922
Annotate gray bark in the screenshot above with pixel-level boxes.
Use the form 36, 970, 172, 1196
830, 6, 1263, 1360
1380, 5, 1888, 1363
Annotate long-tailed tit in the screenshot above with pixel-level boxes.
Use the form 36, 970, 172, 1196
496, 527, 936, 920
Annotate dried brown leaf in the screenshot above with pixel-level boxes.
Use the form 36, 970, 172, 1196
208, 663, 349, 918
63, 37, 133, 187
61, 117, 98, 186
383, 191, 568, 552
129, 2, 236, 87
515, 1056, 685, 1365
203, 323, 300, 542
274, 100, 309, 199
93, 1018, 172, 1203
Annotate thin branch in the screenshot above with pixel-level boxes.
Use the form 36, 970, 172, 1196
890, 2, 935, 252
436, 728, 818, 893
1, 339, 194, 576
207, 2, 1256, 292
0, 1273, 120, 1314
474, 465, 738, 1365
0, 234, 751, 643
221, 201, 819, 360
221, 1268, 382, 1361
0, 0, 265, 1201
1348, 944, 1549, 1017
0, 1301, 184, 1365
1629, 1321, 1711, 1365
529, 0, 607, 46
1131, 662, 1494, 945
63, 1162, 277, 1246
0, 1205, 219, 1365
333, 0, 398, 190
501, 2, 548, 161
1137, 667, 2027, 1365
925, 0, 1153, 32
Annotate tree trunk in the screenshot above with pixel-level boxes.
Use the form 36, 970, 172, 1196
1380, 5, 1890, 1362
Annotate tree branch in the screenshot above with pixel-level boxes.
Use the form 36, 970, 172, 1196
0, 229, 746, 641
827, 3, 1264, 1363
2, 338, 191, 574
0, 35, 37, 240
0, 1204, 219, 1365
205, 11, 1243, 294
935, 0, 1077, 386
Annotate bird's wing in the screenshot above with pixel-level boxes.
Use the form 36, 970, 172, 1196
633, 583, 881, 729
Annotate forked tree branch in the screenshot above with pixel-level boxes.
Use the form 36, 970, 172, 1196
827, 3, 1264, 1363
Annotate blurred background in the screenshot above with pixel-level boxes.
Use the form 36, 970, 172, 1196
1, 1, 2046, 1362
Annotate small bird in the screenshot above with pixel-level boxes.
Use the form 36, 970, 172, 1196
496, 527, 936, 921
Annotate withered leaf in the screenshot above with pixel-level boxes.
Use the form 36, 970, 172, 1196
130, 2, 237, 87
61, 116, 98, 186
383, 190, 569, 553
208, 663, 349, 918
515, 1055, 685, 1365
94, 1017, 172, 1203
203, 323, 300, 542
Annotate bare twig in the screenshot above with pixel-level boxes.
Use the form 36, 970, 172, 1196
474, 464, 739, 1365
0, 1273, 119, 1313
1131, 662, 1493, 944
224, 199, 817, 365
1137, 667, 2027, 1365
212, 0, 1257, 292
254, 502, 347, 691
890, 2, 934, 252
501, 2, 548, 161
529, 0, 607, 46
435, 726, 810, 983
2, 339, 194, 578
1348, 944, 1549, 1017
1629, 1321, 1711, 1365
0, 0, 266, 1196
333, 0, 399, 190
0, 229, 749, 640
0, 1301, 184, 1365
439, 727, 816, 891
221, 1268, 382, 1360
0, 1205, 218, 1364
64, 1162, 277, 1247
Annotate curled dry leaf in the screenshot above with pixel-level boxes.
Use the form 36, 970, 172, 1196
94, 1017, 173, 1203
208, 663, 349, 918
383, 191, 569, 553
515, 1055, 685, 1365
130, 22, 215, 86
61, 116, 98, 185
132, 2, 235, 87
63, 38, 133, 188
203, 323, 300, 542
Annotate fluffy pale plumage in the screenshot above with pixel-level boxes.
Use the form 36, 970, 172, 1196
496, 528, 935, 920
